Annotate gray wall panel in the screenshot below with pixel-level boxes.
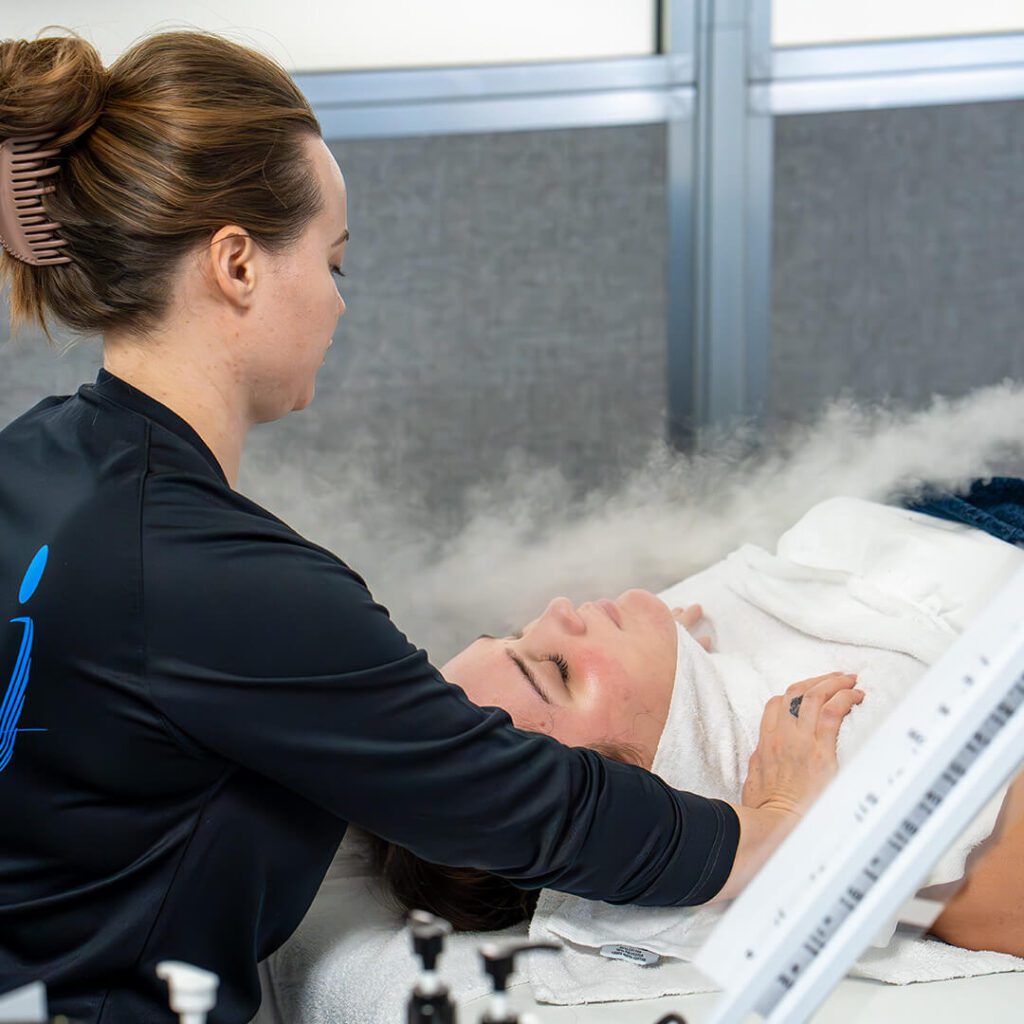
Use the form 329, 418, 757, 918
771, 99, 1024, 427
1, 124, 669, 532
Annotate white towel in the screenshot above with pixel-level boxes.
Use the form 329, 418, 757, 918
528, 497, 1024, 1004
262, 828, 530, 1024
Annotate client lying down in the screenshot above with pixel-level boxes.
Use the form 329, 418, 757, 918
367, 494, 1024, 967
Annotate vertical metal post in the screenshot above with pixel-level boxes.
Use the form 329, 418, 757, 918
745, 0, 774, 429
669, 0, 774, 447
665, 0, 700, 448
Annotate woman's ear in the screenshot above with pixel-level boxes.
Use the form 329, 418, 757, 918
204, 226, 259, 310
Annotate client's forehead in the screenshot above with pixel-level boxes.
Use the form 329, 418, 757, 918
447, 637, 510, 679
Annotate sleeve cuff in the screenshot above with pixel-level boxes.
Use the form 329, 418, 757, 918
673, 795, 741, 906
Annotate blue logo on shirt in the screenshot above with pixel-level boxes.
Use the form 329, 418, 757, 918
1, 545, 49, 774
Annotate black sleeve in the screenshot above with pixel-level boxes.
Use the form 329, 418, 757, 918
142, 497, 739, 907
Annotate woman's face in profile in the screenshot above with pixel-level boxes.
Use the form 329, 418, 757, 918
247, 134, 349, 419
441, 589, 679, 768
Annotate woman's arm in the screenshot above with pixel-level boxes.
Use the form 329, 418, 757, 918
927, 767, 1024, 957
146, 522, 748, 909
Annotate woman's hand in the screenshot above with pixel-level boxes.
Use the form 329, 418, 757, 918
742, 672, 865, 816
670, 603, 713, 651
710, 671, 866, 903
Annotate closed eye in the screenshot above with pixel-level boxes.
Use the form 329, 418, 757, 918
507, 650, 551, 704
545, 653, 570, 686
477, 631, 562, 701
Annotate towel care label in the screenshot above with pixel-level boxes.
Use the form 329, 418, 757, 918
599, 944, 661, 966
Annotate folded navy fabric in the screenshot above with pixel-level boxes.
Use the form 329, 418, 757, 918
904, 476, 1024, 547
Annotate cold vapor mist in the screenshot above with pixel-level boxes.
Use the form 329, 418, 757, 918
240, 381, 1024, 665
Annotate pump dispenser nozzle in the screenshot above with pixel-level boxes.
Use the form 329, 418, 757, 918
408, 909, 451, 974
478, 940, 561, 1024
155, 961, 219, 1024
407, 910, 457, 1023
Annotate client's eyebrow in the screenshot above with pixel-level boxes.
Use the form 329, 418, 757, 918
476, 632, 550, 704
506, 650, 551, 704
333, 228, 350, 246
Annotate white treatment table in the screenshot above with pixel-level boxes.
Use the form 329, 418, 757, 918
459, 971, 1024, 1022
254, 858, 1024, 1024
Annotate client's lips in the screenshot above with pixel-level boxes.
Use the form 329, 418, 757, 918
598, 598, 623, 629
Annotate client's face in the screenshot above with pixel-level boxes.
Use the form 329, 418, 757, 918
441, 589, 678, 769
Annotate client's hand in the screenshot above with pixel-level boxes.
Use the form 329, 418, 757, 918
742, 672, 865, 817
670, 603, 713, 651
712, 673, 865, 904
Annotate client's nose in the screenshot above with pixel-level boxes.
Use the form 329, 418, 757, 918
544, 596, 586, 635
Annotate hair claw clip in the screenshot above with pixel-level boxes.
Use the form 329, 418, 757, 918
0, 133, 73, 266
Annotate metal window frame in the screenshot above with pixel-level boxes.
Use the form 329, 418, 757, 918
756, 32, 1024, 115
292, 53, 694, 139
289, 4, 1024, 442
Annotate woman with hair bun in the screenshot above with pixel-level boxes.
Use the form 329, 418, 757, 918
0, 28, 861, 1024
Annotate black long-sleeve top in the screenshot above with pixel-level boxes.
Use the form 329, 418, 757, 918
0, 367, 739, 1023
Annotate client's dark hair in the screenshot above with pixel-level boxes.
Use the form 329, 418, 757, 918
366, 738, 646, 932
